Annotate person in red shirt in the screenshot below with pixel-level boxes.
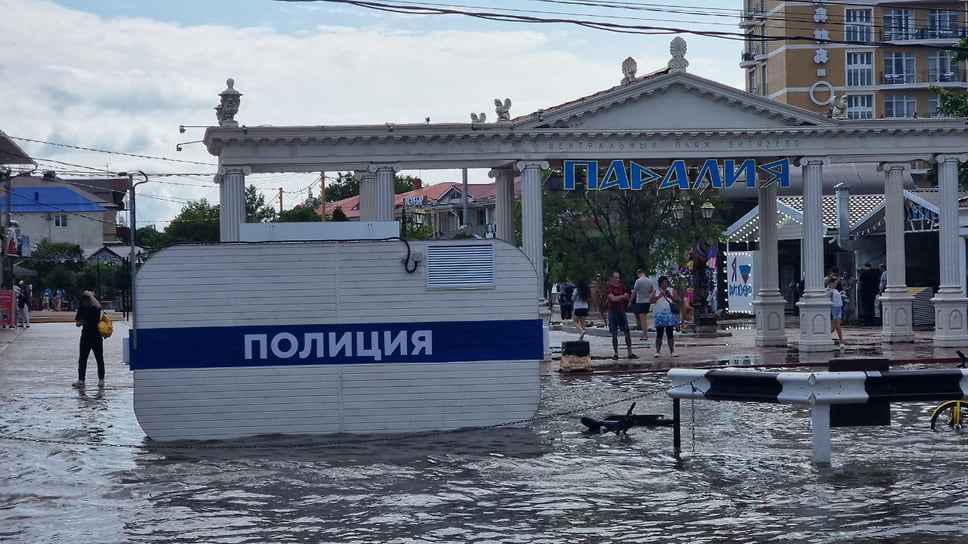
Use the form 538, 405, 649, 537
606, 271, 637, 360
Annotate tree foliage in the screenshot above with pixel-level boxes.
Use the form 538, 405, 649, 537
325, 173, 359, 202
165, 198, 220, 242
928, 37, 968, 188
324, 172, 417, 202
245, 184, 276, 223
278, 205, 322, 222
542, 172, 727, 288
21, 242, 86, 298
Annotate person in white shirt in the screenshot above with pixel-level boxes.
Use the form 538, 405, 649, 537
826, 277, 845, 348
632, 269, 654, 341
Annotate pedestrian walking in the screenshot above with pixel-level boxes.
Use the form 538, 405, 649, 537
572, 280, 590, 340
632, 269, 653, 340
73, 291, 105, 389
827, 276, 845, 349
650, 275, 680, 358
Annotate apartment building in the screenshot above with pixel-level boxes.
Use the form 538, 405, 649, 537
741, 0, 967, 118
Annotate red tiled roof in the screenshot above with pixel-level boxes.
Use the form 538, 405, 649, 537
321, 178, 523, 218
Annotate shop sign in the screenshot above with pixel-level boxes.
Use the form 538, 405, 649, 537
562, 158, 790, 191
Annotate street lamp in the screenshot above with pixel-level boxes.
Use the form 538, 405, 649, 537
120, 170, 148, 350
673, 198, 716, 334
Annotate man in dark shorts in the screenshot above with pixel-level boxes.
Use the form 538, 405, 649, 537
632, 269, 653, 340
606, 271, 637, 360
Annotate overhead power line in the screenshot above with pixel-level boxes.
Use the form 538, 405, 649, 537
10, 136, 217, 167
280, 0, 968, 51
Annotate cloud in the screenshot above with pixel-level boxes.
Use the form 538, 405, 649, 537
0, 0, 741, 227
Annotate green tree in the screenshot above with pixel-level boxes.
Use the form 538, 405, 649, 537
21, 242, 85, 297
929, 37, 968, 188
325, 173, 359, 202
245, 184, 276, 222
324, 172, 417, 202
165, 198, 220, 242
77, 260, 122, 301
278, 205, 322, 222
330, 207, 349, 221
135, 224, 173, 248
542, 171, 727, 287
395, 175, 417, 194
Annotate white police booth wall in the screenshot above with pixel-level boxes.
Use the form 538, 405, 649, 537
125, 239, 543, 441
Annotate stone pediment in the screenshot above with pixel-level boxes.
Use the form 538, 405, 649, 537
513, 71, 836, 132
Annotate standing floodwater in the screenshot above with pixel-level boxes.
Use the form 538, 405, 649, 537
2, 323, 967, 543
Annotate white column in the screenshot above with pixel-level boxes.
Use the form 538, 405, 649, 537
932, 154, 968, 346
879, 162, 914, 342
753, 181, 787, 346
216, 166, 249, 242
517, 160, 549, 300
797, 157, 835, 352
369, 163, 399, 222
355, 169, 375, 221
490, 167, 516, 243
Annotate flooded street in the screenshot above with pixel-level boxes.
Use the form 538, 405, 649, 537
3, 323, 968, 543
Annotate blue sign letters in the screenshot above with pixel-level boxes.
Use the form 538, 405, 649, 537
563, 158, 790, 191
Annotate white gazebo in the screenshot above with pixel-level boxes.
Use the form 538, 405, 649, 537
203, 39, 968, 352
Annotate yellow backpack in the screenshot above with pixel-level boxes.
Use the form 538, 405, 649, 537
98, 311, 113, 339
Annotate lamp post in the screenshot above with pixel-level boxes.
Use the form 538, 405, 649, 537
122, 170, 148, 350
672, 199, 716, 335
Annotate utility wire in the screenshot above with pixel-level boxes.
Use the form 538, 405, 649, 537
10, 136, 217, 166
283, 0, 968, 51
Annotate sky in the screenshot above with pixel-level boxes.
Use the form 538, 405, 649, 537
0, 0, 745, 230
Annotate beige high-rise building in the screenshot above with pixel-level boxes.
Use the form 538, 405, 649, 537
741, 0, 966, 119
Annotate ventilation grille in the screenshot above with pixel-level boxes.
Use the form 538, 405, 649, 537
426, 244, 495, 288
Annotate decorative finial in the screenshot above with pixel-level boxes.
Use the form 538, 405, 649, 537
668, 37, 689, 73
494, 98, 512, 122
216, 78, 242, 127
470, 112, 486, 123
621, 57, 637, 85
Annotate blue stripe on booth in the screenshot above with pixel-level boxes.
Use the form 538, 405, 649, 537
129, 319, 544, 370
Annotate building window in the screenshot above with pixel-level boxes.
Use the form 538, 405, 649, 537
883, 9, 915, 41
761, 64, 768, 94
846, 52, 873, 87
928, 94, 948, 117
928, 9, 958, 39
883, 52, 915, 84
928, 51, 958, 82
884, 94, 916, 118
748, 70, 757, 94
845, 9, 873, 42
847, 95, 873, 119
54, 214, 68, 228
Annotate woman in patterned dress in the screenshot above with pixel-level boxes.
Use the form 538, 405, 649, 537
649, 276, 681, 358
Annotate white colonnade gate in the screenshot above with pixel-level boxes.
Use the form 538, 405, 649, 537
203, 38, 968, 352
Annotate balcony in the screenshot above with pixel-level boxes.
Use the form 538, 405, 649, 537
878, 69, 966, 85
881, 26, 966, 41
739, 8, 766, 28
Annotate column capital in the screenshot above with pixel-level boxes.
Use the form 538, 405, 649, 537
367, 163, 401, 174
353, 169, 376, 182
934, 153, 968, 165
215, 165, 251, 182
876, 161, 909, 173
794, 156, 830, 167
488, 167, 515, 179
516, 160, 549, 172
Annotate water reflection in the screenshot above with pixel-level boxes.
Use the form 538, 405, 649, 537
4, 369, 968, 543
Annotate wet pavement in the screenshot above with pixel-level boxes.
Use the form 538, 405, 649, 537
2, 315, 968, 543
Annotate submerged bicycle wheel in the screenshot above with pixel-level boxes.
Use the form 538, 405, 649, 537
930, 400, 968, 430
